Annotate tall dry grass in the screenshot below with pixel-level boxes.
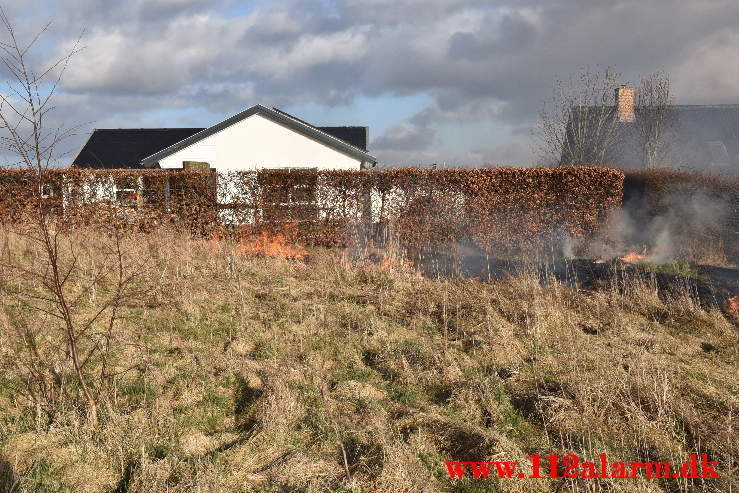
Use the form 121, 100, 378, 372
0, 230, 736, 493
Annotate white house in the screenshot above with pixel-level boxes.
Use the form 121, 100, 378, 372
72, 104, 376, 171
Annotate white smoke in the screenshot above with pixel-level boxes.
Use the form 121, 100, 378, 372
584, 189, 731, 264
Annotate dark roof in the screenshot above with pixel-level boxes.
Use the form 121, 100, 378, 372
561, 104, 739, 173
671, 105, 739, 169
72, 128, 204, 169
317, 126, 367, 151
141, 104, 375, 167
271, 107, 368, 150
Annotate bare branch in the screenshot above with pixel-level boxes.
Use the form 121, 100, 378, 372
635, 71, 679, 169
537, 66, 625, 167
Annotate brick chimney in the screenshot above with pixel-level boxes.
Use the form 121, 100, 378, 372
615, 87, 635, 122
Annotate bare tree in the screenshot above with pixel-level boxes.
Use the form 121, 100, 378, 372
635, 71, 678, 169
537, 67, 624, 167
0, 9, 152, 427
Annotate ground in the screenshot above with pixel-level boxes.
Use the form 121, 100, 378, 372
0, 232, 736, 493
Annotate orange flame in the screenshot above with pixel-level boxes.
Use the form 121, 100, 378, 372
238, 230, 307, 260
619, 251, 647, 263
377, 255, 415, 271
209, 232, 224, 253
725, 295, 739, 319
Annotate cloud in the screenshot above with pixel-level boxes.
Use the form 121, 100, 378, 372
372, 123, 435, 151
56, 13, 247, 95
2, 0, 739, 166
333, 0, 489, 24
670, 29, 739, 104
251, 27, 369, 79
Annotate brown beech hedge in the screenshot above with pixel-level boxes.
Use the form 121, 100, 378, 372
0, 167, 626, 255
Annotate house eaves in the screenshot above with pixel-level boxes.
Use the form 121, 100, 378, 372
140, 104, 377, 167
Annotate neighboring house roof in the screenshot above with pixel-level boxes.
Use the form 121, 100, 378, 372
317, 126, 368, 151
140, 104, 376, 167
270, 107, 368, 151
561, 103, 739, 173
72, 128, 204, 168
671, 105, 739, 170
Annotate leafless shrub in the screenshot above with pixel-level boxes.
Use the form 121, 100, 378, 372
540, 68, 682, 171
0, 9, 157, 427
636, 72, 679, 169
537, 67, 624, 166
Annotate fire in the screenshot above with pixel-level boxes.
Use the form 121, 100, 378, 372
619, 251, 647, 263
209, 232, 224, 252
238, 230, 307, 260
379, 256, 392, 270
377, 255, 415, 271
725, 295, 739, 320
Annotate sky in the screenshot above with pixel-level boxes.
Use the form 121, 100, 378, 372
2, 0, 739, 167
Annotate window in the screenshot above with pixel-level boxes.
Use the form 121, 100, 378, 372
258, 168, 318, 222
707, 141, 730, 166
115, 177, 138, 207
168, 172, 217, 201
40, 183, 53, 199
291, 182, 317, 203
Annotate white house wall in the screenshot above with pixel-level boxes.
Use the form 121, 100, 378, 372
158, 113, 362, 171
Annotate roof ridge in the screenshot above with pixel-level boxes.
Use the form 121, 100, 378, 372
670, 104, 739, 108
94, 127, 206, 130
271, 107, 368, 152
319, 125, 367, 129
271, 107, 318, 130
573, 104, 739, 109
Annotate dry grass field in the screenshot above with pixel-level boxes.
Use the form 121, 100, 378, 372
0, 231, 736, 493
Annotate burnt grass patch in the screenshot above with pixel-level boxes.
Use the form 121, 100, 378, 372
420, 252, 738, 319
